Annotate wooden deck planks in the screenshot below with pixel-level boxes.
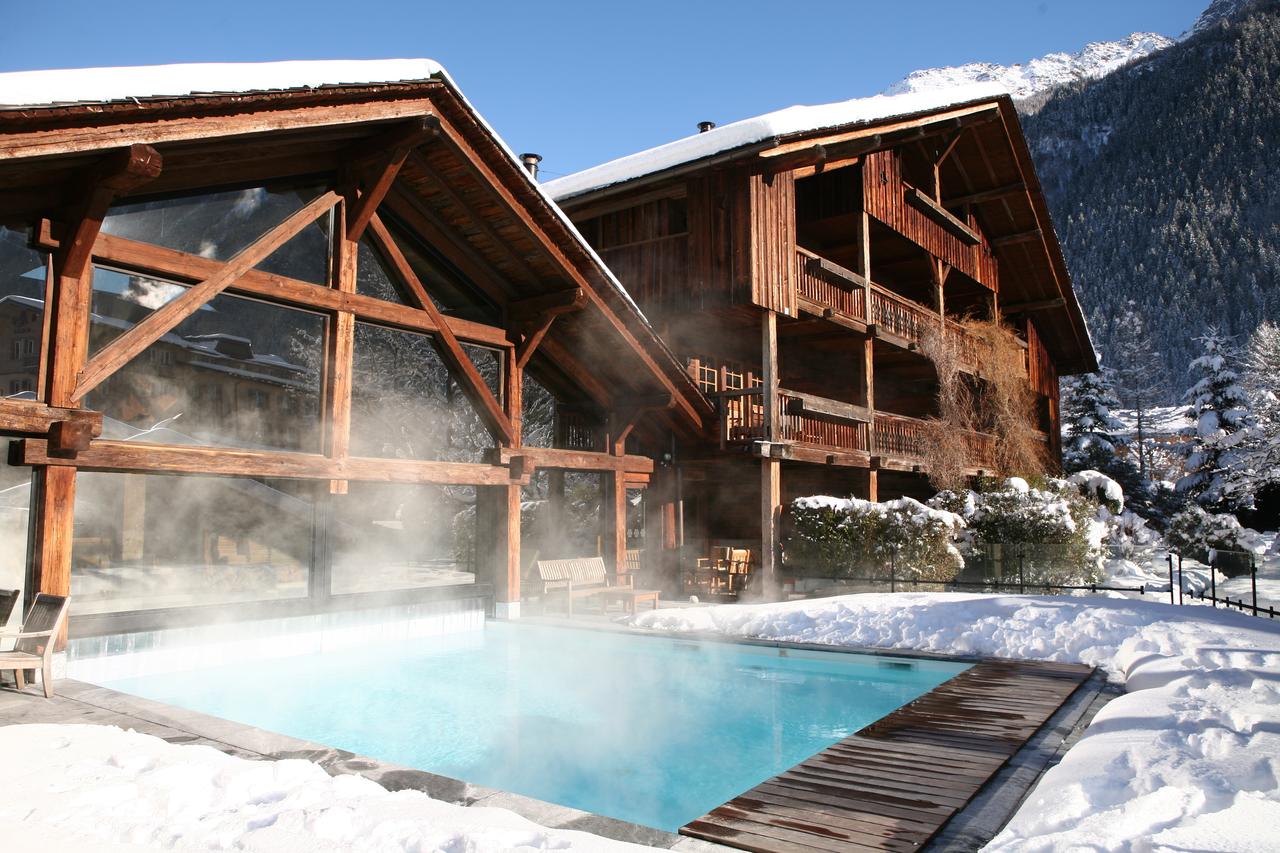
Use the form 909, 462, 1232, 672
680, 657, 1092, 852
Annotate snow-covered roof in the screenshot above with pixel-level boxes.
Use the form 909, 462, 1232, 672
0, 59, 445, 108
544, 82, 1009, 201
0, 59, 701, 404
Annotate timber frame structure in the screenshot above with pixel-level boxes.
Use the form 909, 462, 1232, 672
549, 89, 1096, 591
0, 62, 710, 636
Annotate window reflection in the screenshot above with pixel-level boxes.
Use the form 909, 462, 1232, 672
101, 184, 331, 284
72, 473, 315, 615
0, 225, 47, 400
350, 322, 497, 462
86, 267, 325, 453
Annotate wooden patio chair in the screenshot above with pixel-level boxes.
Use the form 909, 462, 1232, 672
0, 589, 18, 628
0, 593, 70, 699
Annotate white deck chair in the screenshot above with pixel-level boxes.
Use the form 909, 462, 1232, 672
0, 594, 70, 699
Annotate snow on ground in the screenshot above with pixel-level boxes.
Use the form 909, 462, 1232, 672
0, 724, 644, 853
633, 593, 1280, 852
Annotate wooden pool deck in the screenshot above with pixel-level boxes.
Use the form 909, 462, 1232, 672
680, 658, 1094, 853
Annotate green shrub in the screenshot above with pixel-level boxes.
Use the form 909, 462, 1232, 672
933, 477, 1106, 586
786, 496, 964, 581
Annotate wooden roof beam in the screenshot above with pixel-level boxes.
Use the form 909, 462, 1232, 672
1002, 297, 1065, 313
761, 107, 1000, 175
62, 143, 163, 274
383, 186, 511, 305
405, 149, 543, 286
345, 118, 441, 243
992, 228, 1043, 248
946, 181, 1027, 208
508, 287, 586, 322
346, 115, 439, 168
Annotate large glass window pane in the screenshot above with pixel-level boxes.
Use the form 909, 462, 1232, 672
0, 465, 33, 630
0, 226, 47, 400
350, 323, 496, 462
102, 184, 331, 284
72, 472, 315, 615
86, 267, 325, 452
330, 481, 476, 594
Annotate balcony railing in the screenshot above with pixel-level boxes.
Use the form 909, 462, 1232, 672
712, 386, 995, 469
796, 247, 996, 368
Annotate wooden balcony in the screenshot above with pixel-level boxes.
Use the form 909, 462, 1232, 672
711, 386, 995, 471
796, 247, 1003, 371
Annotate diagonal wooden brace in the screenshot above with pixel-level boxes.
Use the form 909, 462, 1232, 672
367, 213, 515, 446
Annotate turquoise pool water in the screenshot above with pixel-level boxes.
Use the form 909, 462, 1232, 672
99, 623, 968, 831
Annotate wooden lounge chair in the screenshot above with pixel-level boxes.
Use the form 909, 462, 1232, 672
0, 594, 70, 699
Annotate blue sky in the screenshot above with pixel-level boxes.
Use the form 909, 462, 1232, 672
0, 0, 1206, 175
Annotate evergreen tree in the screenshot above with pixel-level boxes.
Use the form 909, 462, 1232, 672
1061, 359, 1125, 471
1177, 328, 1254, 508
1023, 2, 1280, 392
1239, 320, 1280, 492
1111, 300, 1167, 478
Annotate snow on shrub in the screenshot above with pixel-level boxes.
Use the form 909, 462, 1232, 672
1066, 469, 1124, 513
786, 496, 965, 581
930, 477, 1107, 586
1165, 504, 1264, 574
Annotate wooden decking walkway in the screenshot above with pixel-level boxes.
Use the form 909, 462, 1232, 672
680, 658, 1093, 853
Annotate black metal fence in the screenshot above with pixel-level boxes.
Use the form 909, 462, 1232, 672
785, 544, 1276, 620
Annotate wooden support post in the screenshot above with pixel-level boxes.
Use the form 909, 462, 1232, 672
643, 464, 671, 590
761, 457, 781, 601
477, 483, 521, 618
31, 145, 160, 635
762, 310, 778, 441
859, 210, 876, 461
866, 467, 880, 503
327, 197, 358, 494
602, 471, 628, 578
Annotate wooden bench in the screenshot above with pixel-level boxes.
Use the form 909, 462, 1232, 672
534, 557, 659, 617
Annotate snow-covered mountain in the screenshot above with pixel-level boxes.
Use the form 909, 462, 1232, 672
883, 32, 1173, 100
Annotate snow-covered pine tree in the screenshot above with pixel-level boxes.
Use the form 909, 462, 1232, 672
1111, 300, 1168, 479
1177, 328, 1254, 509
1240, 320, 1280, 494
1061, 357, 1125, 471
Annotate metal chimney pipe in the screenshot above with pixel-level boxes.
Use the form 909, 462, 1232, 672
520, 152, 542, 179
697, 121, 716, 133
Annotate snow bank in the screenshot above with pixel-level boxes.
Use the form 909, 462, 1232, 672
632, 594, 1280, 852
543, 83, 1007, 200
0, 724, 643, 853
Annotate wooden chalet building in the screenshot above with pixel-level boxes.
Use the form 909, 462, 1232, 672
546, 85, 1096, 588
0, 60, 710, 636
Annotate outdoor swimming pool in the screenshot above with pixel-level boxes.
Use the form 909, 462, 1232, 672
96, 622, 970, 831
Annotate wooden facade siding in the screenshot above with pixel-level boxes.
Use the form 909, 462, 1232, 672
681, 658, 1094, 853
863, 151, 997, 292
599, 239, 691, 315
748, 171, 797, 316
1024, 317, 1057, 400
